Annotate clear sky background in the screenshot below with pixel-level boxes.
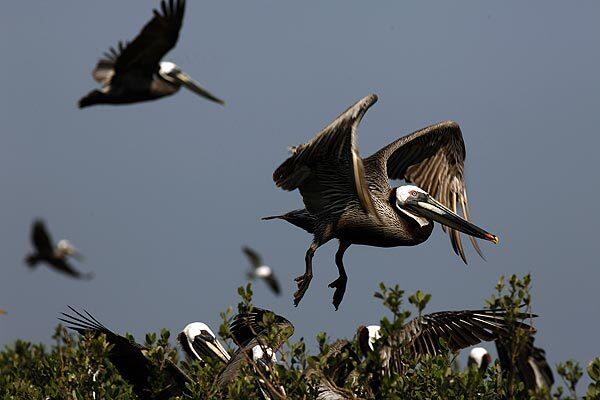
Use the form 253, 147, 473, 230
1, 0, 599, 390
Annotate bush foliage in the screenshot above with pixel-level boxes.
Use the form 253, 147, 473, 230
1, 274, 598, 399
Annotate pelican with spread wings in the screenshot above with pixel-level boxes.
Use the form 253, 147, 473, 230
79, 0, 224, 108
265, 94, 499, 309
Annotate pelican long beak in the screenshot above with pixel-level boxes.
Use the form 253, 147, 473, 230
192, 337, 230, 364
406, 195, 499, 244
171, 70, 225, 105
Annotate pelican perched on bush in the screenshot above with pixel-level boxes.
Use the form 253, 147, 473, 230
356, 308, 534, 376
25, 220, 92, 280
266, 94, 499, 309
177, 322, 230, 364
60, 307, 193, 400
79, 0, 224, 108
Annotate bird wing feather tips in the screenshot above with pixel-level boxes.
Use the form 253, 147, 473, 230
365, 120, 484, 262
381, 308, 535, 375
272, 94, 380, 221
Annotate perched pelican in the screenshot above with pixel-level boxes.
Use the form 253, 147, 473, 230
356, 308, 533, 375
243, 247, 281, 296
266, 94, 499, 309
252, 344, 287, 400
216, 307, 294, 387
60, 307, 193, 400
468, 347, 492, 371
177, 322, 230, 364
79, 0, 224, 108
25, 220, 93, 280
495, 335, 554, 392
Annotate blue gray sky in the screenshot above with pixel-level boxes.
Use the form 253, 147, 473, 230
1, 0, 599, 388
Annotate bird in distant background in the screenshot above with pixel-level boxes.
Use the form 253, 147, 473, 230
25, 220, 93, 280
266, 94, 499, 309
243, 247, 281, 296
78, 0, 224, 108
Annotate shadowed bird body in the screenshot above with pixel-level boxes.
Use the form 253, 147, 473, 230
25, 220, 92, 280
60, 307, 193, 400
79, 0, 224, 108
266, 94, 499, 309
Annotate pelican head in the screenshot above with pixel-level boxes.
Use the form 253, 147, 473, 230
468, 347, 491, 370
159, 61, 225, 105
357, 324, 382, 355
255, 265, 272, 278
56, 239, 84, 260
252, 345, 277, 363
394, 185, 499, 244
180, 322, 230, 363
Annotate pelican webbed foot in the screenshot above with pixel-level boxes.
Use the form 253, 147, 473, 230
328, 275, 347, 310
293, 273, 312, 306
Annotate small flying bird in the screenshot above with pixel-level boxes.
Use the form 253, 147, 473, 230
216, 307, 294, 388
243, 247, 281, 296
79, 0, 224, 108
265, 94, 499, 309
356, 308, 534, 376
60, 307, 193, 400
25, 220, 93, 280
495, 335, 554, 392
177, 322, 230, 364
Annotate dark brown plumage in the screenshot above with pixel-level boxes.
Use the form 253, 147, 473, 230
267, 94, 498, 309
216, 307, 294, 388
25, 220, 93, 280
59, 307, 193, 400
496, 334, 554, 392
79, 0, 223, 107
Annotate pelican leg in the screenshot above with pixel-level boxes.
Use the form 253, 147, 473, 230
293, 240, 320, 306
328, 241, 350, 310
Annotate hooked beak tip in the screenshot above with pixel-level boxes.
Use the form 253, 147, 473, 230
485, 233, 500, 244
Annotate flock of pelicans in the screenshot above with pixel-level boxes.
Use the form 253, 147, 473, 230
3, 0, 560, 398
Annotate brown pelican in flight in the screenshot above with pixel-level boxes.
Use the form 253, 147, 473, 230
25, 220, 93, 280
79, 0, 224, 108
243, 247, 281, 296
356, 308, 533, 376
60, 307, 193, 400
266, 94, 499, 309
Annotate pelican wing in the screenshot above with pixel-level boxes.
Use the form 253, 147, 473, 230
112, 0, 185, 79
229, 307, 293, 348
264, 274, 281, 296
273, 94, 379, 220
31, 220, 54, 255
48, 258, 93, 280
92, 42, 127, 85
366, 121, 481, 262
60, 307, 191, 398
242, 246, 263, 269
382, 309, 535, 374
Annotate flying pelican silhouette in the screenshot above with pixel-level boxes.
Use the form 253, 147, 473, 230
79, 0, 224, 108
266, 94, 499, 309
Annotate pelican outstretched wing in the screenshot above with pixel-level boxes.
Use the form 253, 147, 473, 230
366, 121, 482, 262
31, 220, 53, 255
273, 94, 379, 221
110, 0, 185, 80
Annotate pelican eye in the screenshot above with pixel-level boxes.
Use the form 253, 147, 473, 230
410, 190, 419, 197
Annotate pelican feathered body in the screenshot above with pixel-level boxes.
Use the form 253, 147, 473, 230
79, 0, 224, 108
266, 94, 499, 309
